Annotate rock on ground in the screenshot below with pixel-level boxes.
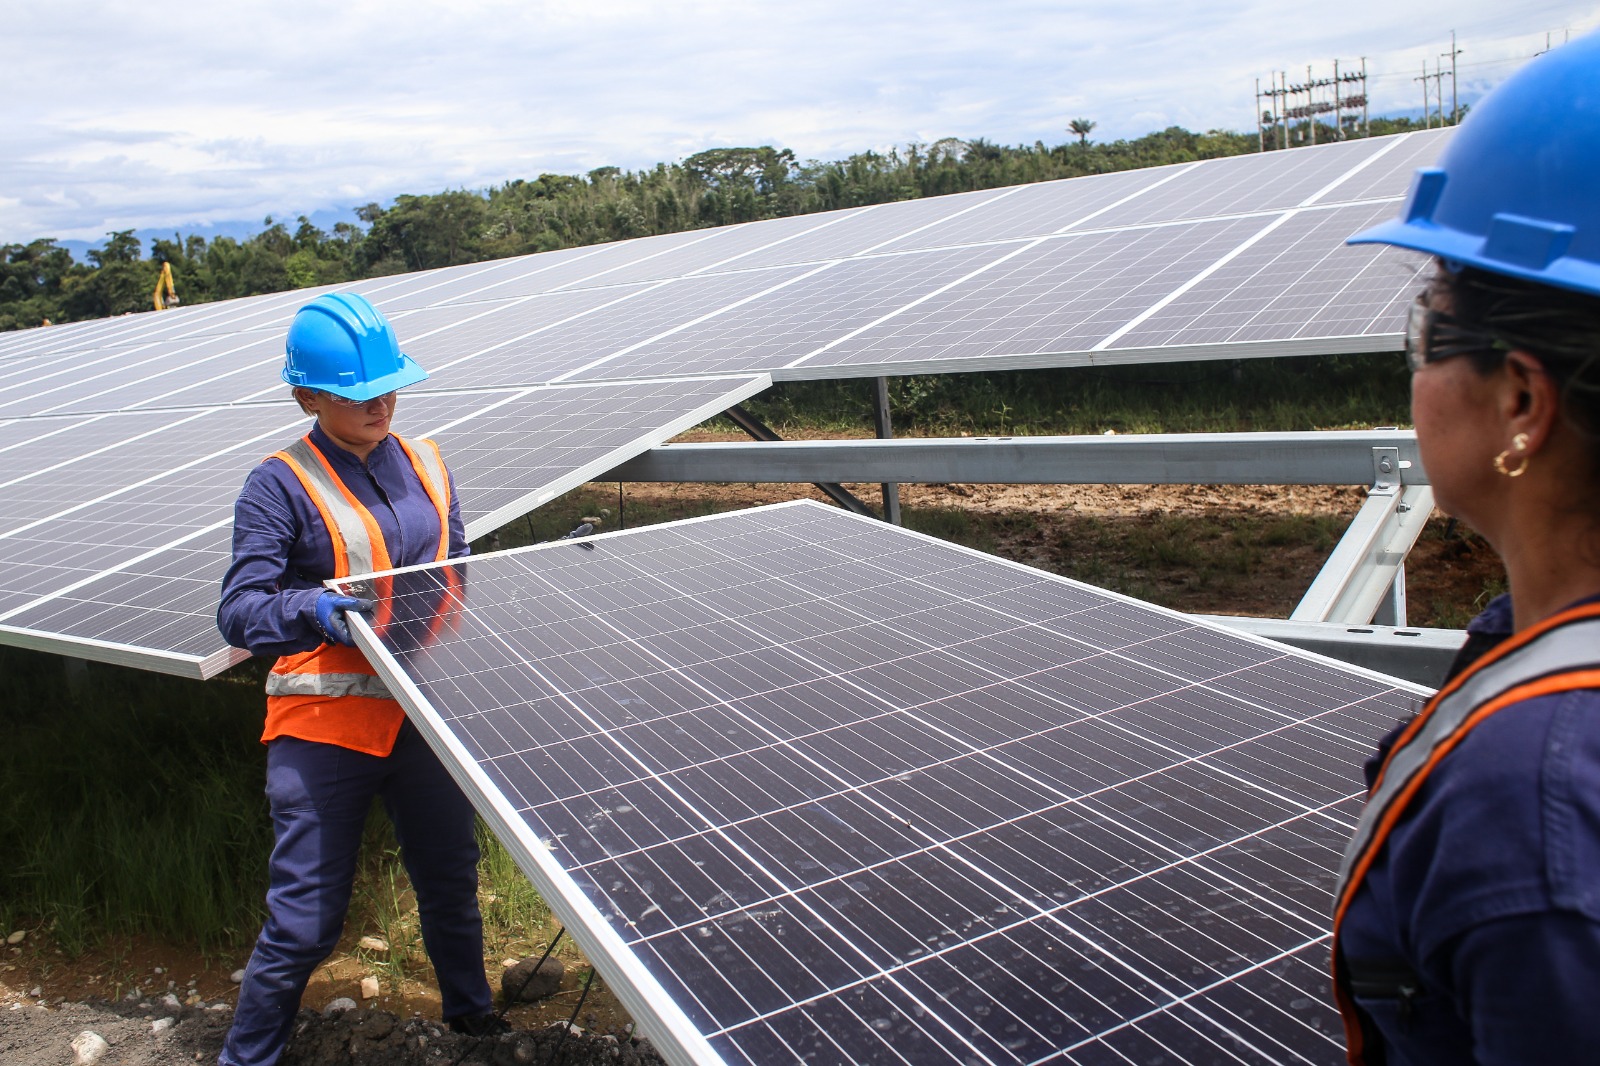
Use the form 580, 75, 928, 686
0, 996, 665, 1066
502, 957, 565, 1003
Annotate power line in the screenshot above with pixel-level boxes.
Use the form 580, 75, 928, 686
1256, 60, 1367, 149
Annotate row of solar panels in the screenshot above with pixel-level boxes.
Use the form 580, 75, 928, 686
0, 130, 1445, 675
0, 131, 1443, 422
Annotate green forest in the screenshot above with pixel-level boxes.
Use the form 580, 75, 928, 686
0, 118, 1428, 333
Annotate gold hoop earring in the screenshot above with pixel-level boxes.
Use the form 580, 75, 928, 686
1493, 432, 1531, 478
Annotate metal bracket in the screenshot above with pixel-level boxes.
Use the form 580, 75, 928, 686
1370, 446, 1402, 496
871, 378, 902, 525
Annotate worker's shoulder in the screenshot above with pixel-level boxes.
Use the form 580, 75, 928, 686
1429, 688, 1600, 894
1436, 689, 1583, 794
237, 449, 316, 507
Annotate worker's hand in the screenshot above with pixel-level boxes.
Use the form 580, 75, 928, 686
315, 592, 377, 647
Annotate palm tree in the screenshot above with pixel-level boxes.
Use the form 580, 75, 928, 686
1068, 118, 1097, 148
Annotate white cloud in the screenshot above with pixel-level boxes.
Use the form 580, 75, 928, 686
5, 0, 1598, 243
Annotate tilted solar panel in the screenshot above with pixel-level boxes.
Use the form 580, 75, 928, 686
342, 501, 1422, 1066
0, 376, 767, 675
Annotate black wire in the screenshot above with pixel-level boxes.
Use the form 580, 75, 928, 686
545, 968, 597, 1066
445, 927, 567, 1066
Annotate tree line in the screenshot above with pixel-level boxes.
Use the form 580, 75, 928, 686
0, 119, 1427, 333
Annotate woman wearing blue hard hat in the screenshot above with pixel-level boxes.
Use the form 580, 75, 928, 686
217, 293, 504, 1065
1333, 32, 1600, 1065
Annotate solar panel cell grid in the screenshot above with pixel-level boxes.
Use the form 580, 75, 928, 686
399, 285, 660, 390
813, 215, 1273, 368
1, 332, 288, 418
1086, 138, 1390, 230
881, 166, 1194, 253
1321, 128, 1450, 205
346, 501, 1418, 1065
723, 194, 1011, 272
452, 228, 742, 302
434, 376, 768, 529
1108, 202, 1426, 350
344, 246, 608, 312
582, 211, 879, 286
446, 267, 813, 385
574, 243, 1025, 381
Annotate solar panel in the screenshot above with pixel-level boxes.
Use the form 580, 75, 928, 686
342, 501, 1423, 1066
0, 376, 767, 675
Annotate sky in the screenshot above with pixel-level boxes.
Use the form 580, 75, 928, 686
5, 1, 1598, 249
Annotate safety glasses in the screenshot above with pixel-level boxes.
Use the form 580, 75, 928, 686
1405, 299, 1509, 372
324, 391, 397, 409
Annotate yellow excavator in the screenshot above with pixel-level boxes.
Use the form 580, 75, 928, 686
152, 260, 179, 310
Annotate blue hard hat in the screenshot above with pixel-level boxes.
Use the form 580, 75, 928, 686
282, 293, 428, 400
1348, 31, 1600, 297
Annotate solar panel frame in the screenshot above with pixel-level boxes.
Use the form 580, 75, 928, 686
338, 500, 1427, 1066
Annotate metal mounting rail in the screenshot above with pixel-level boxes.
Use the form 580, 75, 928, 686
1292, 444, 1433, 627
604, 430, 1425, 486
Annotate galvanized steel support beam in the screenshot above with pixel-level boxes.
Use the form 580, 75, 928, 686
604, 430, 1425, 486
1199, 615, 1463, 689
871, 378, 902, 525
1292, 474, 1434, 626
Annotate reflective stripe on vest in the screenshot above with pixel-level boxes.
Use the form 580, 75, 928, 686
270, 436, 394, 577
266, 670, 395, 699
262, 434, 450, 705
1330, 603, 1600, 1065
394, 435, 452, 564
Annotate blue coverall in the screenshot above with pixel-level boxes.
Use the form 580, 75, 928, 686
217, 423, 490, 1066
1339, 594, 1600, 1064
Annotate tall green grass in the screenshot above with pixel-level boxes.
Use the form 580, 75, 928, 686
0, 648, 271, 954
0, 646, 555, 965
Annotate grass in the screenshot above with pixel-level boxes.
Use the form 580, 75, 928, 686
737, 353, 1413, 437
0, 643, 565, 978
346, 814, 562, 996
0, 649, 271, 956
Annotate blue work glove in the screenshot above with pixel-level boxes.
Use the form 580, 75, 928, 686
315, 592, 376, 647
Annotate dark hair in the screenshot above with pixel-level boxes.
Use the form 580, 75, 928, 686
1432, 264, 1600, 440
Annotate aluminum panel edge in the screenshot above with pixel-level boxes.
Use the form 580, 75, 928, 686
343, 608, 729, 1066
0, 622, 235, 679
765, 331, 1403, 383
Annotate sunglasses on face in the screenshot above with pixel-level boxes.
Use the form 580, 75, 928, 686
1405, 299, 1509, 372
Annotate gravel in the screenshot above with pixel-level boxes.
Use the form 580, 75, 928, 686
1, 995, 666, 1066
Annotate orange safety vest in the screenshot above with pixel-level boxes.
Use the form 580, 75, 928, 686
261, 433, 453, 757
1330, 601, 1600, 1065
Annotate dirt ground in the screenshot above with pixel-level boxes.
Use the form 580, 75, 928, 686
0, 475, 1504, 1065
